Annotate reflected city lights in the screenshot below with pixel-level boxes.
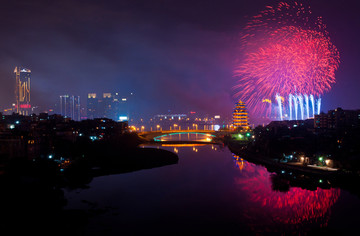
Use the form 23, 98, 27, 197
161, 144, 206, 147
233, 155, 245, 172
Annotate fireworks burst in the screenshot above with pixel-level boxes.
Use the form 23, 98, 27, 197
234, 1, 340, 119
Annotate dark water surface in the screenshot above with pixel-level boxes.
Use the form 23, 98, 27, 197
64, 144, 360, 235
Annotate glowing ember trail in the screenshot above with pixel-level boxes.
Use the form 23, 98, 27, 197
234, 2, 340, 120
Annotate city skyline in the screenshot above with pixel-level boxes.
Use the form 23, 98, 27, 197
2, 1, 360, 234
1, 0, 360, 124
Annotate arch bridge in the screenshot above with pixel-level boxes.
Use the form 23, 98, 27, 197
139, 129, 217, 142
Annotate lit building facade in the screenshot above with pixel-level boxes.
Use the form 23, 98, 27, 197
87, 93, 98, 119
86, 93, 129, 121
14, 67, 31, 115
233, 100, 249, 129
60, 95, 81, 121
101, 93, 113, 119
314, 108, 360, 129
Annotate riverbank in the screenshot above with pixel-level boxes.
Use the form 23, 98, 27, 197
1, 146, 179, 189
64, 146, 179, 188
228, 139, 360, 196
228, 140, 338, 176
82, 147, 179, 177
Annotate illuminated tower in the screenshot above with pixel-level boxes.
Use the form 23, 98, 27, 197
233, 100, 249, 129
60, 95, 81, 121
14, 67, 31, 115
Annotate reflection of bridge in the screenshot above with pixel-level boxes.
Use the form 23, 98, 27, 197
139, 129, 217, 141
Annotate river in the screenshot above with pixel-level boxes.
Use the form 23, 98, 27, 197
64, 133, 360, 235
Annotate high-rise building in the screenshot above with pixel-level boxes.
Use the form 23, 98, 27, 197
101, 93, 113, 119
60, 95, 81, 121
233, 100, 249, 130
87, 93, 98, 119
14, 67, 31, 115
86, 92, 129, 120
112, 93, 129, 121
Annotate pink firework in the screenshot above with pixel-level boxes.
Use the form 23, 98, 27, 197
234, 2, 340, 118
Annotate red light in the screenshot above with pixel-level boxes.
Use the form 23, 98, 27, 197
15, 104, 31, 109
19, 104, 31, 109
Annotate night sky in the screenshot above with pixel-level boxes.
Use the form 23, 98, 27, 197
1, 0, 360, 122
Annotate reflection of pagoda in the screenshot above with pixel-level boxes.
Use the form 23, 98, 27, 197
233, 100, 249, 129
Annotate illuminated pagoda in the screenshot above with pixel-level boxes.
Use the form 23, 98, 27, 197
14, 66, 31, 115
233, 100, 249, 130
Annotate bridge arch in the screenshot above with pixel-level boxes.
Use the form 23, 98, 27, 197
153, 131, 216, 142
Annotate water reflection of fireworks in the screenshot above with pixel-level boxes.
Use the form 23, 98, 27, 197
233, 155, 340, 232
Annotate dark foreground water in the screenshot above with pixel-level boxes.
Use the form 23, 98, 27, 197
64, 143, 360, 235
